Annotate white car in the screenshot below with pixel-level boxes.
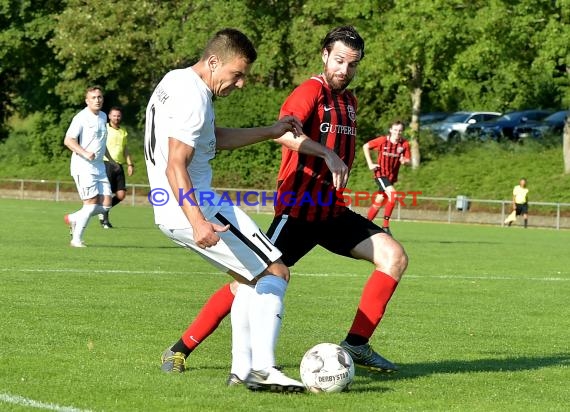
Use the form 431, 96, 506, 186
426, 111, 502, 142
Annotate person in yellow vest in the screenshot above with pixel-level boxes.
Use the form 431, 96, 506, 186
100, 106, 134, 228
508, 178, 529, 228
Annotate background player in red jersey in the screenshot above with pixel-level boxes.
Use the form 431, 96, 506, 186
164, 26, 409, 384
363, 121, 411, 236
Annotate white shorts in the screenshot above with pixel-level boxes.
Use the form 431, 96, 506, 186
72, 173, 112, 200
158, 205, 281, 281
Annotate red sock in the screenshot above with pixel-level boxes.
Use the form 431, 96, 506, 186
383, 201, 395, 227
348, 270, 399, 339
181, 283, 234, 350
367, 206, 380, 221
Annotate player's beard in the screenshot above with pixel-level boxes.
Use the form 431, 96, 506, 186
323, 69, 353, 93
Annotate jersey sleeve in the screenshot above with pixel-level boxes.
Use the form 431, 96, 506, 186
279, 79, 320, 130
65, 113, 83, 141
161, 72, 205, 148
367, 136, 386, 150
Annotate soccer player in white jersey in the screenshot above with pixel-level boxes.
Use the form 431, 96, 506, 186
63, 86, 112, 247
144, 28, 305, 392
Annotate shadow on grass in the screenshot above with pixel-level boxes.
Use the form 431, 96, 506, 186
175, 355, 569, 394
359, 353, 570, 382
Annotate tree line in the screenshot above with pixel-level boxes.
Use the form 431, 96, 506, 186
1, 0, 569, 171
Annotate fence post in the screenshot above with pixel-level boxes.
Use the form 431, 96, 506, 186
131, 185, 136, 206
448, 199, 451, 224
55, 181, 60, 202
501, 201, 505, 227
557, 203, 560, 230
19, 179, 24, 199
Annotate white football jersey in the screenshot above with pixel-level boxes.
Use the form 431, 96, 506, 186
144, 68, 223, 228
66, 108, 108, 175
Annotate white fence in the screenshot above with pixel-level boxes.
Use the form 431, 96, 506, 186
2, 178, 570, 229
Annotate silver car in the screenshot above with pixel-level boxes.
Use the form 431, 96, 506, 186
426, 111, 502, 142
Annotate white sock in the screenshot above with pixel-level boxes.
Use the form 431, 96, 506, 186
230, 283, 254, 380
71, 204, 97, 242
249, 275, 287, 371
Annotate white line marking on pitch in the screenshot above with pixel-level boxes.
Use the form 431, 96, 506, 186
0, 393, 92, 412
2, 267, 569, 281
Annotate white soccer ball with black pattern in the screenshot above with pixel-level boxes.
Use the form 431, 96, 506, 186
300, 343, 355, 393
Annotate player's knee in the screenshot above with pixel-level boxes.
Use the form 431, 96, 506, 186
395, 247, 409, 276
115, 191, 126, 201
375, 242, 407, 280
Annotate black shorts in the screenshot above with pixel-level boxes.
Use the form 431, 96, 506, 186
515, 203, 528, 216
375, 176, 393, 192
104, 161, 127, 193
266, 208, 386, 267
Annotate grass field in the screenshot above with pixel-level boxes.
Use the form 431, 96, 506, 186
1, 199, 569, 412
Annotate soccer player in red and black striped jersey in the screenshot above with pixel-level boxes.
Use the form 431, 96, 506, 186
169, 26, 409, 380
363, 121, 411, 235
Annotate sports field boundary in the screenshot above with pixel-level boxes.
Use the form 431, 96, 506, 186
2, 178, 570, 229
0, 392, 93, 412
2, 267, 568, 282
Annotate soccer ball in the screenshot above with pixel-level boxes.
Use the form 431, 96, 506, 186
300, 343, 355, 393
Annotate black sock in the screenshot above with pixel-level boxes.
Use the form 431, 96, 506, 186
171, 339, 192, 356
112, 197, 121, 207
344, 333, 368, 346
524, 219, 528, 228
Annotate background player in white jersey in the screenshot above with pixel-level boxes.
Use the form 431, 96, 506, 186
144, 28, 304, 392
63, 86, 112, 247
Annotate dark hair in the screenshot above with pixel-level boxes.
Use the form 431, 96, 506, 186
391, 120, 405, 128
203, 28, 257, 64
109, 106, 123, 114
322, 26, 365, 60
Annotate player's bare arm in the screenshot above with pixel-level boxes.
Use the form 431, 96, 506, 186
165, 138, 228, 248
275, 131, 349, 189
125, 146, 134, 176
362, 142, 379, 170
215, 115, 303, 150
64, 135, 95, 161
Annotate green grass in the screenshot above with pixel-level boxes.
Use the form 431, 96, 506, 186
1, 199, 569, 411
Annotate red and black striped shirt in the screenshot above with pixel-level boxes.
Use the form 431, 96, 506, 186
367, 135, 410, 184
276, 75, 357, 221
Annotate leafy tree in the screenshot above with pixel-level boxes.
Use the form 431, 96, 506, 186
362, 0, 473, 168
3, 0, 570, 180
446, 0, 559, 112
0, 0, 65, 141
530, 0, 570, 172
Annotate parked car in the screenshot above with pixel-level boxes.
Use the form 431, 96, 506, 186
465, 109, 553, 141
425, 111, 502, 142
512, 110, 569, 140
419, 112, 450, 125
